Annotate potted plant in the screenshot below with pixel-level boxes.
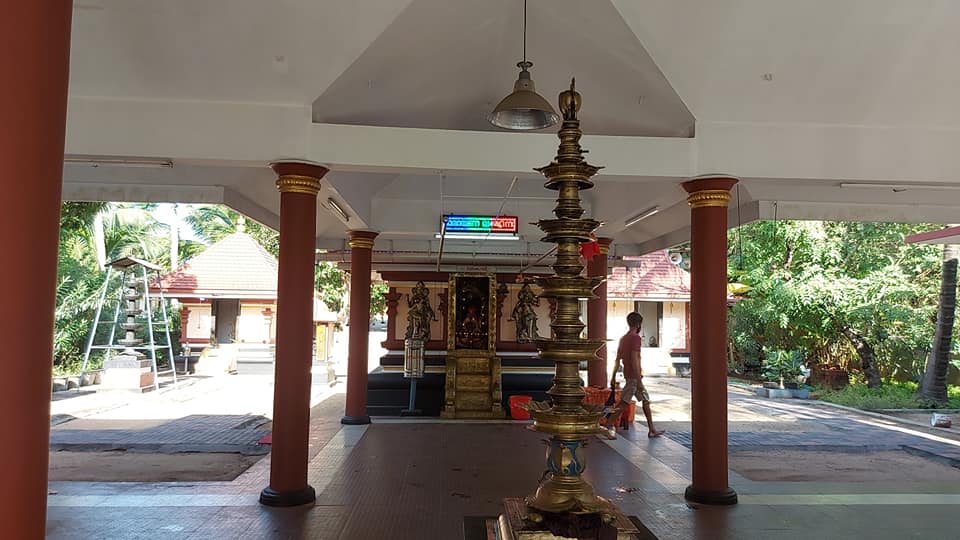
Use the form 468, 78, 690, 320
761, 350, 805, 398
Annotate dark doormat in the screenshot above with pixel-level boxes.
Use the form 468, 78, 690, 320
463, 515, 658, 539
628, 515, 659, 539
463, 516, 497, 540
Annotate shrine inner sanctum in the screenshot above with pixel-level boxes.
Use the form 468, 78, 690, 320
370, 271, 555, 418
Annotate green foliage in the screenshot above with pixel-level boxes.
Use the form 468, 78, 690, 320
315, 262, 346, 313
370, 281, 389, 319
55, 203, 107, 366
728, 220, 945, 384
101, 206, 168, 263
314, 264, 383, 321
54, 203, 218, 371
52, 354, 104, 377
761, 350, 804, 383
816, 381, 960, 410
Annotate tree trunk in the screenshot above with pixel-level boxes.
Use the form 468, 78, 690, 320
841, 327, 882, 388
93, 211, 106, 269
920, 243, 959, 404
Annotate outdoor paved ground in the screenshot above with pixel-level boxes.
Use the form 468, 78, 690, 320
47, 372, 335, 482
657, 379, 960, 466
44, 375, 960, 539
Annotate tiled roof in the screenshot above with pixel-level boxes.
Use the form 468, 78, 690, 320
152, 233, 278, 296
606, 250, 690, 300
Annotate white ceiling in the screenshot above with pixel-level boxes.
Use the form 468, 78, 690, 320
69, 0, 412, 103
616, 0, 960, 125
62, 1, 960, 261
311, 0, 694, 137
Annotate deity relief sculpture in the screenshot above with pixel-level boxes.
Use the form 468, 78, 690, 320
405, 281, 435, 342
457, 305, 483, 348
453, 277, 490, 350
511, 283, 540, 343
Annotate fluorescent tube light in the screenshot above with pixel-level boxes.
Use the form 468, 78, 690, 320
326, 198, 349, 222
434, 233, 519, 241
624, 206, 660, 228
64, 155, 173, 168
839, 183, 960, 192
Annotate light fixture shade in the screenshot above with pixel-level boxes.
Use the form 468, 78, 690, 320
488, 63, 559, 130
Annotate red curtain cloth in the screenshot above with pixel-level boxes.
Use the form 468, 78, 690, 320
580, 240, 600, 260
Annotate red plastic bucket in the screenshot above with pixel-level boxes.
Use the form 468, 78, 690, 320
509, 395, 533, 420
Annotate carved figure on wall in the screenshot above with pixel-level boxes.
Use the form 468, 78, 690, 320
511, 283, 540, 343
405, 281, 435, 341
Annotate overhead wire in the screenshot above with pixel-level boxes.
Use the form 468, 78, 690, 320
737, 184, 743, 271
474, 176, 519, 253
436, 172, 447, 271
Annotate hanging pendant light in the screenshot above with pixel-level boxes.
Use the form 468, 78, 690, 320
487, 0, 559, 130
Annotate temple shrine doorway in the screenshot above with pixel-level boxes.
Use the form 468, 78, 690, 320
213, 299, 240, 345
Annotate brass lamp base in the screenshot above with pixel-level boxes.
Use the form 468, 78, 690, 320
497, 498, 645, 540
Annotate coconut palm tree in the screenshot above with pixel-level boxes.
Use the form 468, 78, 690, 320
920, 243, 959, 404
185, 205, 279, 256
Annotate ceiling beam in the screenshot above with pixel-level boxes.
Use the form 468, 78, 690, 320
308, 123, 696, 177
697, 121, 960, 183
66, 97, 311, 164
61, 182, 225, 205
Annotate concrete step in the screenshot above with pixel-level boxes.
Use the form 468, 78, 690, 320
235, 347, 273, 352
235, 351, 276, 375
236, 353, 274, 360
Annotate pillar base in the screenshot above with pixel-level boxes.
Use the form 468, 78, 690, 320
340, 415, 371, 425
259, 485, 316, 507
684, 485, 738, 506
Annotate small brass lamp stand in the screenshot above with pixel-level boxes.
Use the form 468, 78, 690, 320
401, 338, 425, 416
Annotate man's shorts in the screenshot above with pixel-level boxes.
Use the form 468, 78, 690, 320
622, 378, 650, 403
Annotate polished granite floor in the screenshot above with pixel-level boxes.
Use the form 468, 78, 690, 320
45, 388, 960, 539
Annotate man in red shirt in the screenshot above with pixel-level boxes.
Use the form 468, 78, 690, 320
602, 312, 664, 439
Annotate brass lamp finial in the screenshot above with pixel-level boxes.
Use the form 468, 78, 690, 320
559, 78, 581, 120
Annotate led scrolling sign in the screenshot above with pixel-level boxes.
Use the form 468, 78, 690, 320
443, 215, 519, 235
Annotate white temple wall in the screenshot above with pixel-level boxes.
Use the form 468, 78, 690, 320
184, 303, 212, 341
237, 303, 274, 343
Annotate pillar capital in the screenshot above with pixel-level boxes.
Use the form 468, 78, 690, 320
682, 175, 738, 209
597, 237, 612, 255
271, 160, 329, 196
347, 230, 378, 250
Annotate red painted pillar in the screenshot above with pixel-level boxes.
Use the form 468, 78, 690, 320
179, 306, 191, 342
342, 230, 378, 424
0, 3, 72, 537
682, 175, 738, 506
587, 238, 612, 388
260, 161, 328, 507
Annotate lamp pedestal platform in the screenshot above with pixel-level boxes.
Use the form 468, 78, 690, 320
100, 355, 154, 393
496, 498, 644, 540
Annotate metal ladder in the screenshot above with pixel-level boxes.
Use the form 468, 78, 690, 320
80, 257, 178, 391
